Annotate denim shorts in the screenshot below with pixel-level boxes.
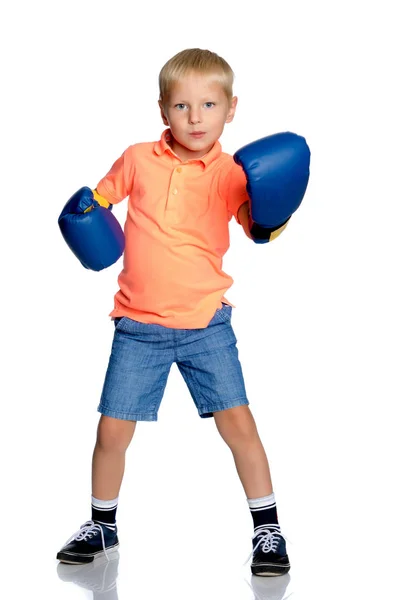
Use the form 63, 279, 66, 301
97, 303, 249, 421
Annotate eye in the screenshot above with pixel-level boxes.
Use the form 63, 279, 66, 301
174, 102, 215, 110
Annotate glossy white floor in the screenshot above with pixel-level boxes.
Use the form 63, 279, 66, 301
2, 1, 399, 598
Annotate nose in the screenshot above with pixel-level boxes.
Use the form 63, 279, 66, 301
188, 107, 201, 124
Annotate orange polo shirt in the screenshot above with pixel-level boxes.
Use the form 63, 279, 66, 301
96, 128, 249, 329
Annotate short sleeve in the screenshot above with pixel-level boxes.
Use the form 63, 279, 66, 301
96, 146, 135, 204
223, 161, 250, 224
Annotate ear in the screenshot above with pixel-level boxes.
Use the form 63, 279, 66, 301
225, 96, 238, 124
158, 100, 169, 126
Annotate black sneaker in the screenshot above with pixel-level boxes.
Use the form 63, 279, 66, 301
56, 520, 119, 564
243, 525, 291, 576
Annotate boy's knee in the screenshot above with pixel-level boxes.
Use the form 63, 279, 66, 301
96, 414, 136, 452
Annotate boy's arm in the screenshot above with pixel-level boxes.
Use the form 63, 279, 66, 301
225, 162, 288, 242
224, 162, 251, 233
95, 147, 135, 206
237, 201, 252, 239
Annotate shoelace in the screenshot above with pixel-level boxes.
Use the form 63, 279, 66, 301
242, 525, 290, 567
62, 520, 111, 562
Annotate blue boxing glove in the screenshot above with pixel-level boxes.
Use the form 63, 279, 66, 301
234, 132, 311, 244
58, 187, 125, 271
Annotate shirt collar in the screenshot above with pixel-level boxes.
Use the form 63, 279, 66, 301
154, 128, 221, 168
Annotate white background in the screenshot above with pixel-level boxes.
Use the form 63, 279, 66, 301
1, 1, 399, 599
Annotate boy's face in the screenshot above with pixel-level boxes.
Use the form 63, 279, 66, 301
158, 71, 237, 161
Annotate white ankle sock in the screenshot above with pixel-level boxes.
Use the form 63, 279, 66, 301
246, 492, 275, 509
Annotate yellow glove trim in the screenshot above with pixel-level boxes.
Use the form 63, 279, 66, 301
270, 220, 289, 241
92, 189, 111, 208
83, 189, 111, 213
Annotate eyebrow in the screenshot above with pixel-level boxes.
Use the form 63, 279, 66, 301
172, 92, 219, 103
172, 96, 218, 103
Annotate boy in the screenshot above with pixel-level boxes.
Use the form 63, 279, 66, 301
57, 48, 300, 577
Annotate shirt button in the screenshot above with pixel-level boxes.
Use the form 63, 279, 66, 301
176, 167, 182, 173
172, 188, 178, 195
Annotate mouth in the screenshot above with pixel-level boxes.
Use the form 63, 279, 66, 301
190, 132, 206, 137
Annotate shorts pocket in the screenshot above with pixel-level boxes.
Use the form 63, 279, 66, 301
114, 316, 130, 332
214, 303, 232, 323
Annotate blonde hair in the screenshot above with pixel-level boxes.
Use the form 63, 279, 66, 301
159, 48, 234, 107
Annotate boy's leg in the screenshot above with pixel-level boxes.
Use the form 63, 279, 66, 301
175, 305, 289, 575
56, 415, 136, 564
213, 405, 290, 576
213, 405, 273, 498
92, 414, 137, 499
